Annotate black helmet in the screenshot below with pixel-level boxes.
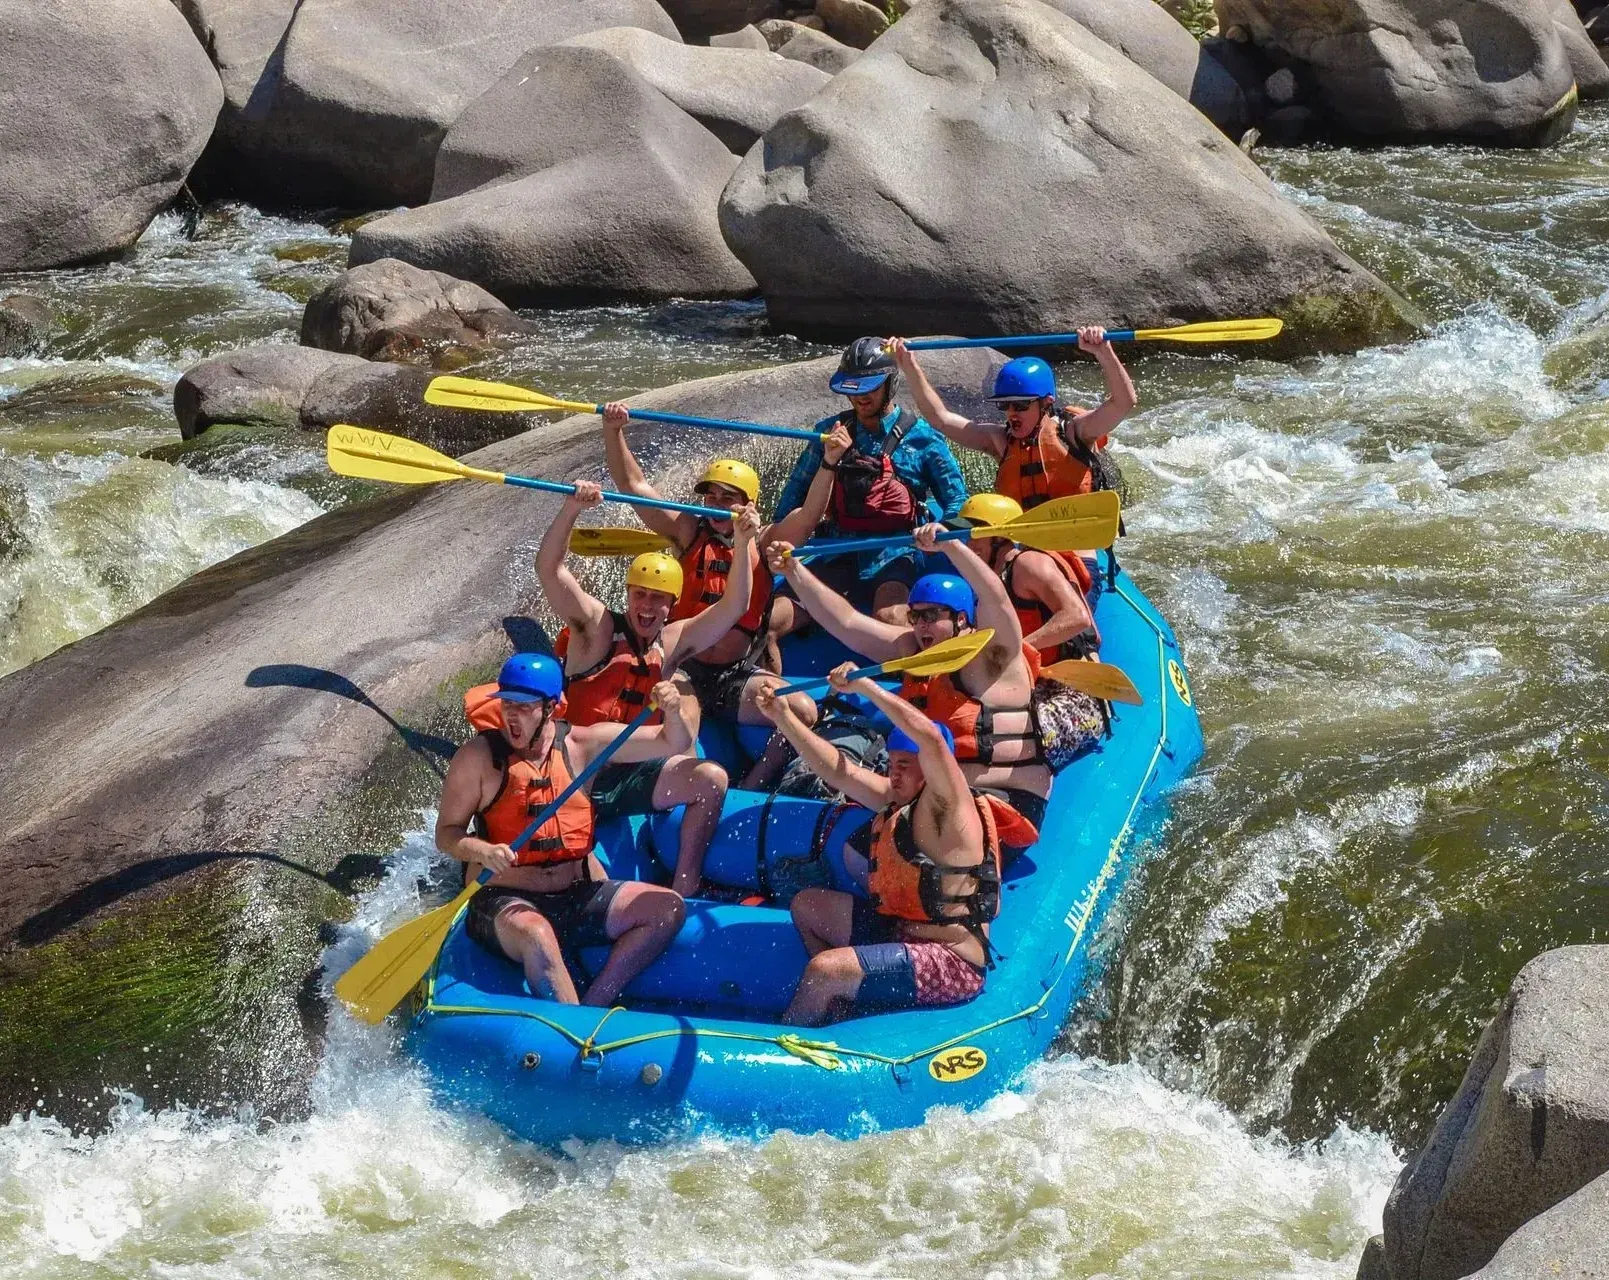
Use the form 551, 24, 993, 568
830, 336, 896, 395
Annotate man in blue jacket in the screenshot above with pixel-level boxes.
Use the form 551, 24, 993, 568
774, 338, 968, 623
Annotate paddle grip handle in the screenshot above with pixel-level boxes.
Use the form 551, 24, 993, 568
774, 660, 886, 696
902, 332, 1134, 351
790, 528, 970, 560
623, 406, 821, 442
470, 704, 660, 885
500, 474, 731, 520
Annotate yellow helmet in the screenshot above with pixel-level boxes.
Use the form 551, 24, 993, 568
695, 458, 760, 504
626, 551, 684, 598
959, 492, 1024, 529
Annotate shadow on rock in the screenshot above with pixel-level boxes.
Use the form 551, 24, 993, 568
246, 662, 458, 776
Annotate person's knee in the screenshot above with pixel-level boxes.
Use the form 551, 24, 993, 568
646, 888, 685, 933
692, 759, 728, 804
503, 910, 560, 960
790, 887, 827, 927
804, 948, 860, 986
784, 692, 817, 726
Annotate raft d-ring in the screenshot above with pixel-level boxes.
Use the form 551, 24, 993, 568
578, 1049, 604, 1073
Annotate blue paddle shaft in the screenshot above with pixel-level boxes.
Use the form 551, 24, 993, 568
791, 528, 971, 560
473, 704, 658, 885
500, 473, 730, 519
903, 332, 1134, 351
612, 404, 822, 443
775, 660, 887, 696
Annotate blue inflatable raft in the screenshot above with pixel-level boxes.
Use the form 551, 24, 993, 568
403, 567, 1203, 1145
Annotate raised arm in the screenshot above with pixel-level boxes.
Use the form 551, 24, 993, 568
755, 682, 890, 812
535, 481, 611, 638
888, 338, 1006, 458
600, 402, 694, 544
1065, 327, 1137, 446
915, 525, 1024, 650
838, 671, 974, 833
767, 541, 908, 663
664, 505, 759, 664
767, 422, 849, 545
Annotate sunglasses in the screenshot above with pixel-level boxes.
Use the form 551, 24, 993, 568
908, 606, 955, 625
995, 399, 1037, 413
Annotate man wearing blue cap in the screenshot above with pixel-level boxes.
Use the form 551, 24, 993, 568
756, 665, 1038, 1026
772, 337, 968, 622
435, 653, 694, 1007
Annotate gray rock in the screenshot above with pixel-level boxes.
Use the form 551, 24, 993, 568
711, 24, 772, 48
0, 0, 222, 271
720, 0, 1413, 352
237, 0, 682, 209
300, 258, 534, 363
562, 26, 829, 152
1463, 1169, 1609, 1279
1380, 946, 1609, 1280
776, 26, 861, 72
1265, 67, 1299, 104
1356, 1235, 1390, 1280
170, 0, 299, 194
173, 344, 368, 439
173, 343, 533, 453
815, 0, 888, 48
354, 47, 755, 305
0, 296, 54, 357
757, 17, 816, 46
659, 0, 784, 41
1038, 0, 1248, 131
1544, 0, 1609, 96
1215, 0, 1579, 146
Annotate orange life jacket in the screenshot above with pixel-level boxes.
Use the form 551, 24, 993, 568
554, 611, 663, 727
900, 640, 1045, 766
866, 791, 1038, 964
670, 520, 773, 637
469, 710, 596, 866
1001, 548, 1099, 665
994, 408, 1106, 510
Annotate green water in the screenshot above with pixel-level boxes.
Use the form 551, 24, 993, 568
2, 108, 1607, 1278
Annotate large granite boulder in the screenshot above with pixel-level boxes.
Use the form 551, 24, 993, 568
300, 258, 535, 363
1544, 0, 1609, 96
0, 296, 54, 357
174, 343, 534, 454
351, 47, 755, 305
1040, 0, 1248, 131
1464, 1169, 1609, 1278
0, 348, 990, 1118
772, 25, 862, 72
210, 0, 681, 209
720, 0, 1412, 352
1371, 946, 1609, 1280
1214, 0, 1580, 145
561, 27, 830, 153
0, 0, 222, 271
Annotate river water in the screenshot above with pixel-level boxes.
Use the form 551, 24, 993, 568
2, 108, 1606, 1276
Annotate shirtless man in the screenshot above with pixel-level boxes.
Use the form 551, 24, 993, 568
537, 483, 760, 894
757, 668, 1035, 1025
435, 653, 692, 1006
768, 524, 1052, 842
599, 401, 845, 724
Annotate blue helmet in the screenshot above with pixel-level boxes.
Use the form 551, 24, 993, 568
887, 720, 955, 756
908, 573, 976, 624
991, 356, 1056, 402
495, 652, 564, 704
829, 336, 896, 395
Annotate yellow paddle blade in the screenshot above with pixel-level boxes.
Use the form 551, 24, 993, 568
424, 375, 596, 415
877, 627, 996, 679
1130, 317, 1284, 343
327, 425, 506, 486
1041, 659, 1144, 705
333, 882, 482, 1024
569, 527, 676, 557
968, 490, 1121, 551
